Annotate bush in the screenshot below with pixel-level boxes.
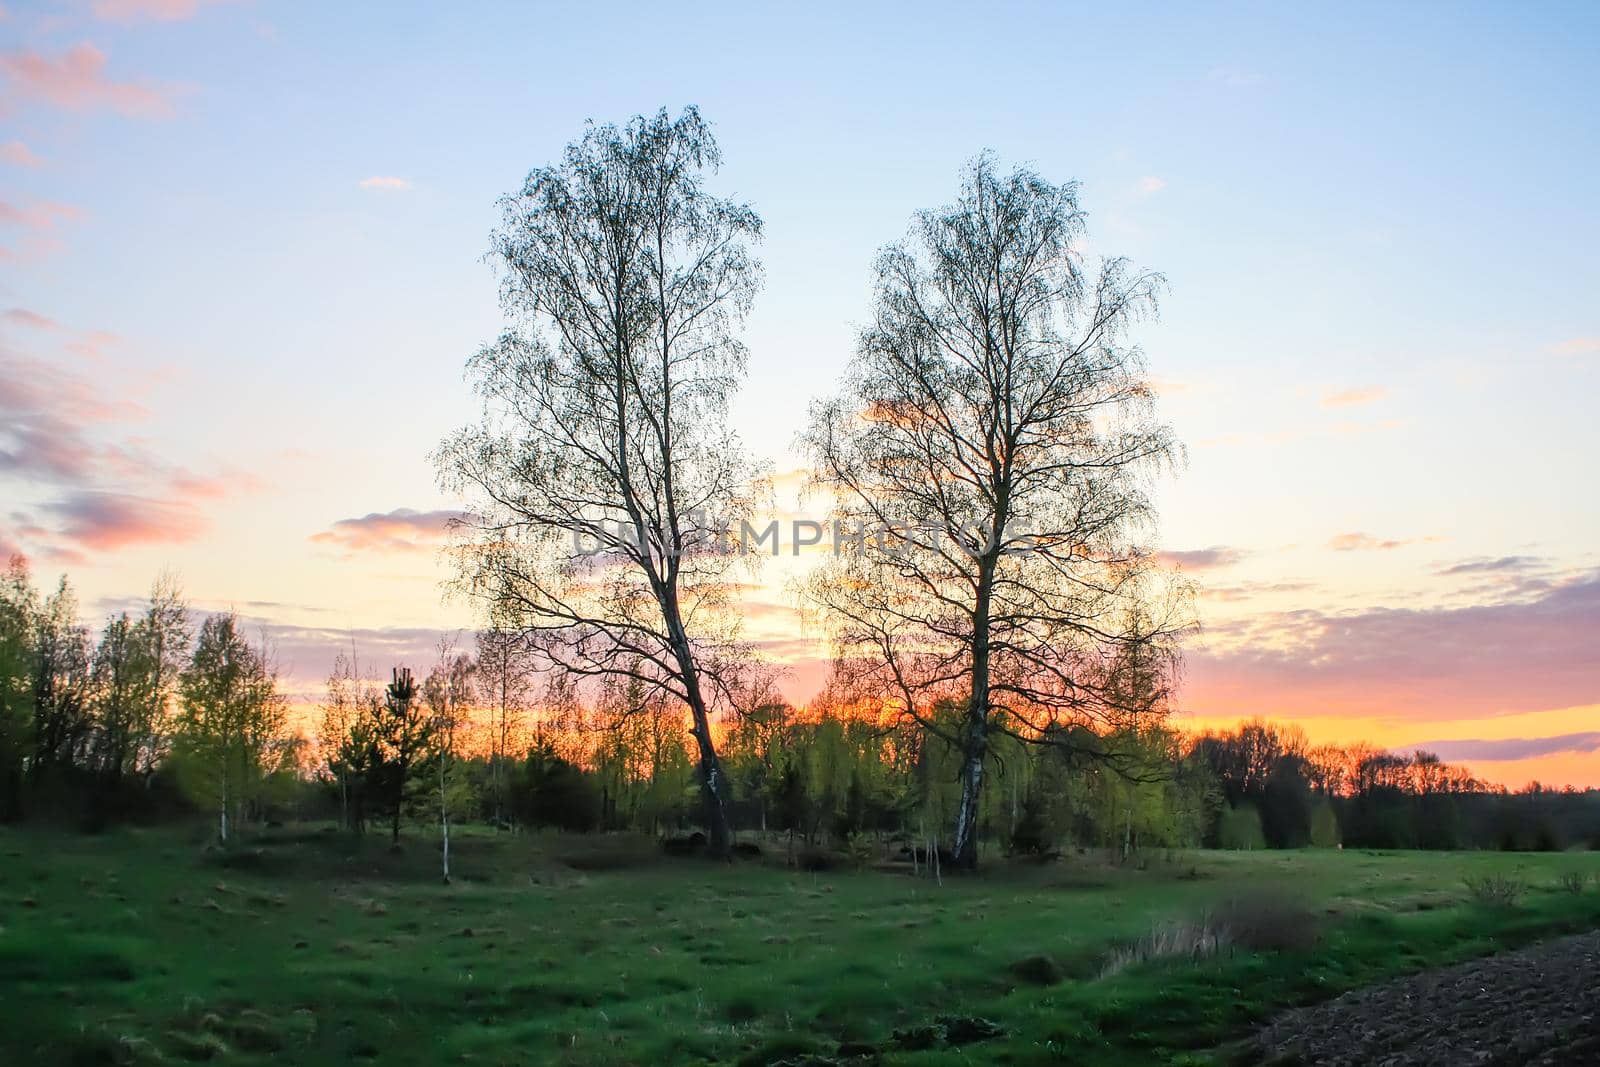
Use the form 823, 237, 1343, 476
1308, 799, 1341, 848
842, 833, 873, 870
795, 846, 835, 871
1008, 954, 1063, 986
1464, 873, 1524, 907
1557, 870, 1588, 894
1217, 804, 1265, 850
1211, 893, 1319, 952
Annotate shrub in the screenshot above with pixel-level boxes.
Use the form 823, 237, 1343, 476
1008, 954, 1063, 986
1211, 893, 1319, 952
842, 833, 874, 871
795, 847, 835, 872
1217, 804, 1265, 850
1557, 870, 1588, 894
1464, 873, 1524, 907
1308, 799, 1341, 848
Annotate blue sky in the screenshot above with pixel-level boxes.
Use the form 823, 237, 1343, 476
3, 1, 1597, 784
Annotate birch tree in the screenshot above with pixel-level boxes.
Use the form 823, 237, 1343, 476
319, 645, 375, 831
30, 577, 93, 781
474, 626, 532, 826
804, 155, 1185, 869
173, 613, 286, 843
129, 573, 190, 775
423, 643, 477, 883
0, 556, 36, 820
437, 106, 765, 857
89, 613, 139, 785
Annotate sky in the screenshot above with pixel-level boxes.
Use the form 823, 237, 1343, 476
2, 0, 1597, 788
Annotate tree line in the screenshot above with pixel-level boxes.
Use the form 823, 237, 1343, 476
2, 555, 1592, 857
0, 560, 291, 836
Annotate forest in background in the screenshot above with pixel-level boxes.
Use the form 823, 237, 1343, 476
4, 557, 1595, 863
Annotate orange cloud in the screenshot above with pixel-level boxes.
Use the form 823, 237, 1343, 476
0, 43, 179, 118
1328, 531, 1410, 552
1320, 385, 1388, 408
1551, 336, 1600, 357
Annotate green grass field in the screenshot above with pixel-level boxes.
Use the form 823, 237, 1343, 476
2, 825, 1597, 1066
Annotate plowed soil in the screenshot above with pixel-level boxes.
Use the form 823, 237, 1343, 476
1254, 932, 1600, 1066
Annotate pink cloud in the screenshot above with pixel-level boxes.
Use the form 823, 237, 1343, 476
0, 235, 65, 263
0, 351, 151, 483
234, 621, 457, 699
4, 307, 61, 330
358, 176, 412, 191
1181, 570, 1600, 723
310, 507, 467, 553
169, 468, 265, 499
0, 321, 262, 559
1158, 545, 1247, 570
68, 329, 122, 361
0, 43, 180, 118
0, 140, 42, 167
92, 0, 224, 22
42, 490, 205, 550
0, 199, 83, 230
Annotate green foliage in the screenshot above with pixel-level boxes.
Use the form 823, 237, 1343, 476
0, 555, 38, 820
360, 667, 434, 843
514, 742, 599, 831
172, 612, 286, 840
1218, 803, 1266, 850
1310, 797, 1342, 847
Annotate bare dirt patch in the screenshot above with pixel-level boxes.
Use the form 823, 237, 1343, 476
1254, 931, 1600, 1066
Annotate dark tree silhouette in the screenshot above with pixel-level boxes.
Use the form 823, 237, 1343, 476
437, 106, 765, 857
804, 155, 1184, 868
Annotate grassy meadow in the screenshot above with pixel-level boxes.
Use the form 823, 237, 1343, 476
2, 825, 1598, 1066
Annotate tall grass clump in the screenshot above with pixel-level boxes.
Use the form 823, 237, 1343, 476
1101, 892, 1317, 976
1556, 870, 1589, 895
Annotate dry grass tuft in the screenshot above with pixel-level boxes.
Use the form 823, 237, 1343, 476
1102, 918, 1228, 977
1102, 892, 1318, 976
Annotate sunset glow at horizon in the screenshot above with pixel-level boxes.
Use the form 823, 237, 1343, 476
3, 2, 1596, 788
